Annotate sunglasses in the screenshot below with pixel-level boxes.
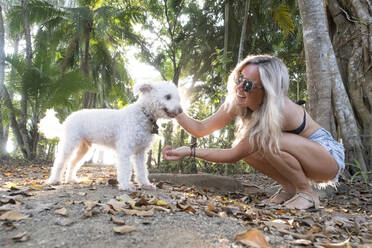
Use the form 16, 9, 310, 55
236, 75, 262, 93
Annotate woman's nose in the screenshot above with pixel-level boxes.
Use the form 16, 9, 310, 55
236, 82, 244, 91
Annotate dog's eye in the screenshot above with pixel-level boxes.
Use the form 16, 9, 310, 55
165, 94, 171, 100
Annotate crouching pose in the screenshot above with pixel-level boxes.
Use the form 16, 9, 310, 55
162, 55, 344, 210
40, 81, 183, 191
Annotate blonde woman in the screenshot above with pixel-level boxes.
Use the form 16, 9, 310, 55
162, 55, 345, 210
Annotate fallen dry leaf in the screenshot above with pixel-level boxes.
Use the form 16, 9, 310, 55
153, 206, 171, 213
123, 208, 154, 217
218, 211, 228, 218
183, 206, 196, 214
0, 211, 28, 221
305, 226, 322, 235
291, 239, 312, 245
2, 220, 17, 230
235, 228, 271, 248
107, 199, 126, 212
264, 220, 290, 231
204, 208, 218, 217
12, 231, 30, 242
9, 189, 34, 197
156, 200, 168, 206
55, 218, 75, 226
113, 225, 136, 234
316, 236, 351, 248
55, 207, 68, 216
135, 196, 149, 207
176, 202, 196, 214
84, 200, 99, 211
79, 178, 92, 184
0, 197, 17, 206
110, 216, 125, 225
29, 184, 45, 190
82, 208, 100, 218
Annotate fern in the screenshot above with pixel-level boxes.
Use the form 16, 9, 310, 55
272, 3, 295, 37
347, 160, 372, 184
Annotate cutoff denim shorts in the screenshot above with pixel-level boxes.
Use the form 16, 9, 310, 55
308, 128, 345, 186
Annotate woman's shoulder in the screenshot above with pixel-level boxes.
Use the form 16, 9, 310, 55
282, 98, 305, 125
282, 98, 321, 135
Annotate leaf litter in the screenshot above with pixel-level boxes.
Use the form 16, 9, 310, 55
0, 162, 371, 247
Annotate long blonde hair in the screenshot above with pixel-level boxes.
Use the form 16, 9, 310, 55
225, 55, 289, 154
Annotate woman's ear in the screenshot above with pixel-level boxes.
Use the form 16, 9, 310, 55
133, 82, 153, 95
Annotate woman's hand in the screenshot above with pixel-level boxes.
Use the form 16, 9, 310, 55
162, 145, 189, 161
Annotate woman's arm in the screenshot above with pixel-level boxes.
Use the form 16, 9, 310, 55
176, 103, 236, 138
162, 139, 251, 163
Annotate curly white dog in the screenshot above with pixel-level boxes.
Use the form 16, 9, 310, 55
39, 81, 183, 191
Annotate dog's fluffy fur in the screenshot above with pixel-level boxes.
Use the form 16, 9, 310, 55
39, 81, 183, 191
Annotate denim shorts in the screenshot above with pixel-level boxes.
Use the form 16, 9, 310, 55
308, 128, 345, 186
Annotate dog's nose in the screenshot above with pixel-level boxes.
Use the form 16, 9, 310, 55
178, 107, 183, 115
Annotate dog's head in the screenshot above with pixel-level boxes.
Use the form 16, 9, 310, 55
134, 81, 183, 119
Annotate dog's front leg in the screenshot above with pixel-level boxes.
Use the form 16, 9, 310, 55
116, 149, 136, 191
47, 142, 71, 185
47, 157, 66, 185
133, 151, 155, 190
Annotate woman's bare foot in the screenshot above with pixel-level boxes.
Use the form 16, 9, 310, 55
262, 188, 296, 205
284, 192, 319, 210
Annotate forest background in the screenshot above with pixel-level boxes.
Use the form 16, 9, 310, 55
0, 0, 370, 181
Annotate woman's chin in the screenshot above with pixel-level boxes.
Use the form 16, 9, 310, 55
235, 98, 246, 106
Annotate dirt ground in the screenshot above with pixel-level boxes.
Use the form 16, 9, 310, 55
0, 160, 371, 247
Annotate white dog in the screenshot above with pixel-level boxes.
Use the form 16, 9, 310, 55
39, 81, 183, 191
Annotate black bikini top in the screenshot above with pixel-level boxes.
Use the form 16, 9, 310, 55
287, 110, 306, 135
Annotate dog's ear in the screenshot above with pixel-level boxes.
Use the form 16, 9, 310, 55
133, 82, 153, 95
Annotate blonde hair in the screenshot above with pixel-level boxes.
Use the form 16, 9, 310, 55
225, 55, 289, 154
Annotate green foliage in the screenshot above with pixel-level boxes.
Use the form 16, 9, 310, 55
5, 52, 92, 112
7, 0, 64, 36
272, 3, 295, 37
347, 160, 372, 184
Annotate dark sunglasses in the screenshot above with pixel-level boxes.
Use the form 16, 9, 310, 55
236, 75, 262, 93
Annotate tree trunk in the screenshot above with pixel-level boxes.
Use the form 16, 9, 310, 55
82, 21, 96, 109
0, 6, 7, 157
238, 0, 250, 62
157, 140, 162, 167
326, 0, 372, 170
61, 32, 78, 73
20, 0, 33, 158
0, 7, 28, 157
298, 0, 367, 171
223, 0, 230, 70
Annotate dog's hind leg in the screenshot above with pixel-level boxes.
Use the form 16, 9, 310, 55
47, 138, 80, 185
65, 140, 91, 183
133, 150, 155, 190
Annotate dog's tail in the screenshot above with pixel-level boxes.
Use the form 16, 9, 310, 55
39, 109, 63, 139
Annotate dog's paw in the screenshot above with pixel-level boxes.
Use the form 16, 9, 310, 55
46, 177, 61, 185
140, 183, 156, 190
67, 177, 83, 184
118, 183, 136, 192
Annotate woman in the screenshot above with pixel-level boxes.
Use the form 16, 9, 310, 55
162, 55, 345, 210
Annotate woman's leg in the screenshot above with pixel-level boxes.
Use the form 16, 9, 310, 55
244, 133, 339, 209
243, 154, 296, 204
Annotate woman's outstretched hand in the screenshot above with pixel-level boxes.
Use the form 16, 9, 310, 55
162, 145, 189, 161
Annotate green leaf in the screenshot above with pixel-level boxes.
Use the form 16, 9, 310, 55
272, 3, 294, 37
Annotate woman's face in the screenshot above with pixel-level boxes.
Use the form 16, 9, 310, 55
235, 64, 264, 111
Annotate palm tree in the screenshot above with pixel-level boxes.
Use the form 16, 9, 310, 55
45, 0, 144, 108
2, 0, 144, 158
